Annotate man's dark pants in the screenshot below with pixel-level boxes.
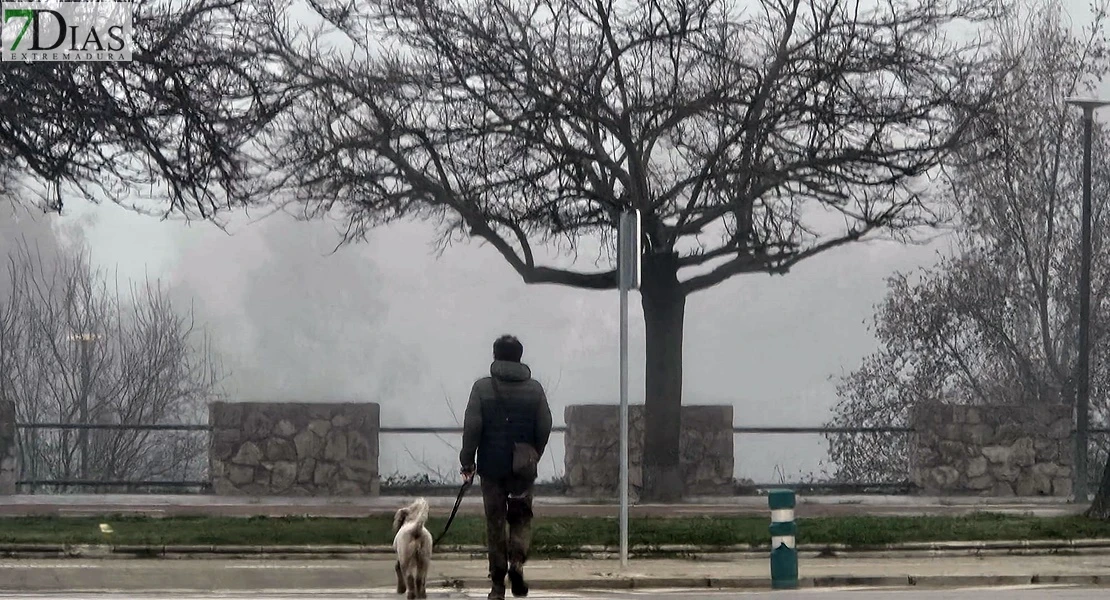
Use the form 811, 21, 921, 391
480, 473, 535, 577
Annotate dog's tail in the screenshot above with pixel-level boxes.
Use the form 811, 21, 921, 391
407, 498, 430, 529
392, 507, 409, 534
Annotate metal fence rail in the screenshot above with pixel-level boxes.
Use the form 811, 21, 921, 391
17, 423, 210, 431
13, 421, 1110, 493
379, 426, 1110, 434
21, 422, 1110, 435
379, 426, 569, 434
15, 422, 210, 492
16, 480, 209, 488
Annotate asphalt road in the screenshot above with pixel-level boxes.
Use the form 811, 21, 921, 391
0, 586, 1104, 599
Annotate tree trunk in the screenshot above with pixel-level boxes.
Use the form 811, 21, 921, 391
640, 251, 686, 502
1087, 457, 1110, 518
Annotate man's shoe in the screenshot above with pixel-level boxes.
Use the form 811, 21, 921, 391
508, 565, 528, 597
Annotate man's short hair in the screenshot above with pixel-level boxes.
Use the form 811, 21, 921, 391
493, 334, 524, 362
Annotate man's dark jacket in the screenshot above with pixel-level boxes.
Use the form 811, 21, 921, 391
460, 360, 553, 479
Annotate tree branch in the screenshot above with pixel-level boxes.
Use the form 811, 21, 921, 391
468, 218, 618, 289
681, 228, 867, 295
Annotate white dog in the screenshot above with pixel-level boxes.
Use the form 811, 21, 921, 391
392, 497, 433, 599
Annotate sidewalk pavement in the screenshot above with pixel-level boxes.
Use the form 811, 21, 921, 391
1, 555, 1109, 591
13, 539, 1110, 560
0, 494, 1086, 518
427, 555, 1110, 589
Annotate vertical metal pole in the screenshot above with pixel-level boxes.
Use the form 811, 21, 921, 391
617, 210, 639, 567
1076, 107, 1094, 502
617, 210, 633, 569
619, 269, 630, 567
79, 337, 90, 482
29, 427, 37, 494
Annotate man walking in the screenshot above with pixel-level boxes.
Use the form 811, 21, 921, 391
460, 334, 553, 600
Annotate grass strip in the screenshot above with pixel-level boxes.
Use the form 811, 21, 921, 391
1, 513, 1108, 551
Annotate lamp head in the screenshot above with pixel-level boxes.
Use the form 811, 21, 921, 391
1065, 97, 1110, 111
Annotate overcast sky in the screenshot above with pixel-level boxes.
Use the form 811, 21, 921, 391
4, 0, 1106, 485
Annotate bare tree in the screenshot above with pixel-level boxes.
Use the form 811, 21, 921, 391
240, 0, 1004, 498
0, 0, 283, 218
827, 0, 1110, 489
0, 0, 284, 490
0, 239, 223, 492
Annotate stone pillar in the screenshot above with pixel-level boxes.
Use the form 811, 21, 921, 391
0, 399, 16, 494
209, 402, 380, 497
909, 402, 1073, 497
564, 404, 733, 499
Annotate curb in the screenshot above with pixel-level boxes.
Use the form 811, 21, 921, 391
7, 539, 1110, 560
2, 575, 1107, 593
442, 574, 1110, 591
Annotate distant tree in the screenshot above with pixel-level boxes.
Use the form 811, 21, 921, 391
241, 0, 1004, 499
826, 0, 1110, 489
223, 214, 419, 403
0, 0, 279, 492
0, 239, 224, 492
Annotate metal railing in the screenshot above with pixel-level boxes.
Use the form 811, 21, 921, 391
379, 426, 568, 433
376, 425, 922, 493
15, 422, 211, 493
17, 423, 210, 431
13, 421, 1110, 494
381, 425, 913, 434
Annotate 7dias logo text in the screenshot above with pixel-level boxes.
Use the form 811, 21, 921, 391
2, 1, 132, 62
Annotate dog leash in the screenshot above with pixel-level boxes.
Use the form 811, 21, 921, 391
433, 478, 473, 547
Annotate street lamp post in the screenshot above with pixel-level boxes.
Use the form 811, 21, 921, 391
68, 332, 99, 482
1065, 97, 1110, 502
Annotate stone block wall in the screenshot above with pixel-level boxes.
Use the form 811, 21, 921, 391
564, 404, 733, 499
0, 400, 15, 494
209, 402, 380, 496
909, 402, 1073, 497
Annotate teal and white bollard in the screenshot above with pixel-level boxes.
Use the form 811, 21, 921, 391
768, 489, 798, 590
